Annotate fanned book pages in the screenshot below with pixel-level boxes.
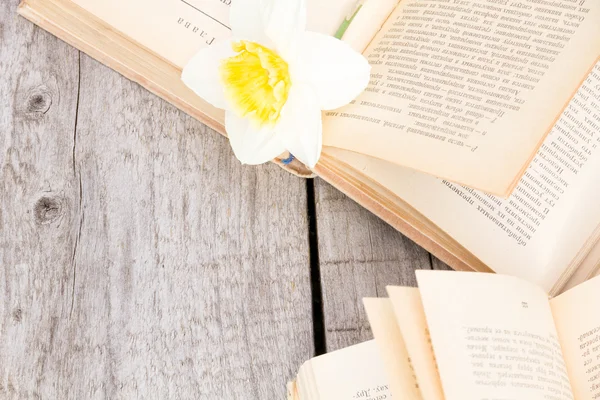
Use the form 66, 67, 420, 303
363, 270, 600, 400
18, 0, 600, 294
288, 270, 600, 399
287, 341, 392, 400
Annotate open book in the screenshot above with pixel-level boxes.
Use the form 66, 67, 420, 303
288, 269, 600, 400
18, 0, 600, 294
286, 340, 392, 400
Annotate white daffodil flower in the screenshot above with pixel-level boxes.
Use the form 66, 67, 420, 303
181, 0, 371, 168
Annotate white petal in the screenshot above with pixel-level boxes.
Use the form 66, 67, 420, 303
276, 84, 322, 168
292, 32, 371, 110
230, 0, 269, 44
261, 0, 306, 58
226, 111, 287, 165
182, 41, 235, 110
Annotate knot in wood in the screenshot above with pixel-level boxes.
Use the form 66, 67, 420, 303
34, 196, 63, 225
26, 86, 52, 115
12, 308, 22, 323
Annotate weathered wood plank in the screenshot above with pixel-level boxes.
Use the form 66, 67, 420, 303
1, 1, 314, 397
69, 56, 314, 399
1, 1, 82, 397
314, 180, 433, 352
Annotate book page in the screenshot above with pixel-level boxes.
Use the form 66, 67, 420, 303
323, 0, 600, 195
386, 287, 444, 400
69, 0, 390, 68
341, 0, 401, 53
364, 298, 423, 400
323, 61, 600, 293
416, 270, 574, 400
551, 276, 600, 400
560, 237, 600, 292
70, 0, 231, 67
296, 340, 391, 400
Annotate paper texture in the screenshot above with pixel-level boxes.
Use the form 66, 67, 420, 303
323, 0, 600, 194
364, 298, 422, 400
69, 0, 390, 67
297, 340, 391, 400
387, 286, 444, 400
323, 61, 600, 293
552, 276, 600, 400
416, 270, 574, 400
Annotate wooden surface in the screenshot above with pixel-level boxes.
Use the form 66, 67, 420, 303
315, 182, 450, 352
0, 1, 448, 398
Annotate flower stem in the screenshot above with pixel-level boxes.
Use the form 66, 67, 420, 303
334, 1, 364, 40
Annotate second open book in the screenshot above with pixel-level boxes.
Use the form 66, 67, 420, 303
289, 270, 600, 400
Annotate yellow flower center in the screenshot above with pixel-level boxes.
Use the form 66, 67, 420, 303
220, 41, 291, 127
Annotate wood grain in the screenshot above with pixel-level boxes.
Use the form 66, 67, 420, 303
1, 1, 314, 397
314, 180, 433, 352
0, 1, 81, 396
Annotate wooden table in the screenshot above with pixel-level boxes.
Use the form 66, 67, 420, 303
0, 1, 448, 398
